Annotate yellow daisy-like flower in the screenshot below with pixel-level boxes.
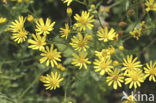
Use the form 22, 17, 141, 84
28, 34, 46, 51
106, 68, 124, 90
35, 18, 55, 35
56, 63, 66, 71
62, 0, 72, 6
95, 49, 110, 59
0, 17, 7, 24
27, 14, 34, 22
140, 21, 147, 30
70, 33, 89, 51
129, 28, 141, 40
11, 29, 28, 43
40, 72, 64, 90
94, 57, 113, 75
72, 52, 91, 69
125, 70, 145, 89
144, 61, 156, 82
60, 23, 70, 40
40, 44, 61, 67
9, 16, 25, 32
145, 0, 156, 12
74, 11, 94, 31
122, 95, 136, 103
122, 55, 142, 75
97, 27, 117, 42
108, 46, 116, 54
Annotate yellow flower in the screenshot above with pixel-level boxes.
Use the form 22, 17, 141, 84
106, 68, 124, 90
144, 61, 156, 82
122, 55, 142, 75
0, 17, 7, 24
66, 7, 72, 16
95, 49, 110, 59
62, 0, 72, 6
94, 57, 113, 75
140, 21, 147, 30
145, 0, 156, 12
72, 52, 91, 69
9, 16, 25, 32
125, 70, 145, 89
70, 33, 89, 51
28, 34, 46, 51
40, 44, 61, 67
35, 18, 55, 35
74, 11, 94, 31
60, 24, 70, 40
40, 72, 64, 90
11, 29, 28, 43
122, 95, 136, 103
27, 14, 34, 22
130, 28, 141, 40
113, 60, 119, 66
97, 27, 117, 42
119, 46, 124, 51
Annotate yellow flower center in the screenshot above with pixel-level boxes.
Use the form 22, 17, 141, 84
47, 52, 54, 60
149, 68, 156, 75
127, 63, 134, 70
42, 26, 48, 31
64, 29, 70, 35
112, 75, 118, 81
78, 58, 85, 63
104, 34, 109, 39
79, 17, 88, 25
18, 30, 27, 38
150, 5, 154, 9
100, 62, 108, 70
102, 51, 107, 57
37, 40, 43, 46
78, 41, 85, 47
50, 79, 58, 86
131, 74, 138, 81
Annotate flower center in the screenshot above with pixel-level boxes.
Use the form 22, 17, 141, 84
79, 17, 88, 25
150, 5, 154, 9
135, 32, 139, 37
42, 26, 48, 31
150, 68, 156, 75
64, 29, 70, 35
104, 34, 109, 39
50, 79, 58, 86
102, 51, 107, 57
112, 75, 118, 81
18, 30, 27, 38
78, 58, 85, 63
131, 74, 138, 81
37, 40, 43, 46
78, 41, 85, 47
100, 62, 108, 70
47, 52, 54, 60
127, 63, 134, 70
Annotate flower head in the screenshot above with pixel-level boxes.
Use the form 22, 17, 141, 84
60, 24, 70, 39
94, 57, 113, 75
130, 28, 141, 40
9, 16, 25, 32
144, 61, 156, 82
72, 52, 91, 69
11, 29, 28, 43
95, 49, 110, 59
40, 44, 61, 67
97, 27, 117, 42
125, 70, 145, 89
122, 55, 142, 75
74, 11, 94, 31
28, 34, 46, 51
106, 68, 124, 90
0, 17, 7, 24
35, 18, 55, 35
122, 95, 136, 103
145, 0, 156, 12
40, 72, 64, 90
27, 14, 34, 22
70, 33, 89, 51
